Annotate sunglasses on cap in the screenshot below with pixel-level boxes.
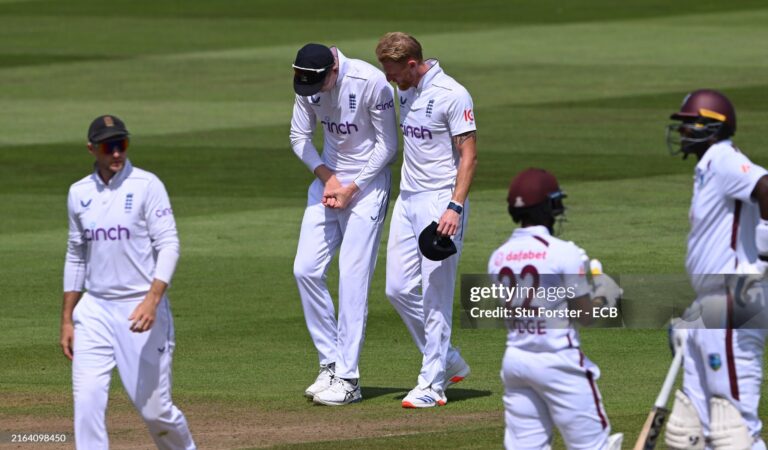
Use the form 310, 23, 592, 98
96, 138, 129, 154
293, 65, 331, 82
292, 63, 332, 73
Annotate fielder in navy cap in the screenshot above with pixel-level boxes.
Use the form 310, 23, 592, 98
292, 43, 335, 96
288, 41, 398, 407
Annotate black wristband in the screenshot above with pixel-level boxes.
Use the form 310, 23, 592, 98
447, 201, 463, 215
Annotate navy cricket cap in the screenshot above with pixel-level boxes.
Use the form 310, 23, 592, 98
292, 43, 334, 96
88, 115, 129, 143
418, 221, 457, 261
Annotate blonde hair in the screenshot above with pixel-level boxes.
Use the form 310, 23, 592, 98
376, 32, 423, 63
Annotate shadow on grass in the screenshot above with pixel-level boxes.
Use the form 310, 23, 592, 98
362, 386, 492, 403
362, 386, 410, 400
444, 388, 493, 403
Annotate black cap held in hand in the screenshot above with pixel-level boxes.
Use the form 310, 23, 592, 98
292, 43, 334, 96
418, 221, 457, 261
88, 115, 129, 144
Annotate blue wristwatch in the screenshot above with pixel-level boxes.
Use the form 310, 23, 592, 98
447, 201, 463, 215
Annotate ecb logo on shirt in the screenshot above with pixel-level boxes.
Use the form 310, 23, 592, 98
426, 99, 435, 118
349, 93, 357, 111
125, 193, 133, 213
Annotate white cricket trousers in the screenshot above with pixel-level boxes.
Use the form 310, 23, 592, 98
72, 293, 195, 450
501, 346, 611, 450
385, 188, 467, 391
683, 327, 766, 448
294, 169, 390, 379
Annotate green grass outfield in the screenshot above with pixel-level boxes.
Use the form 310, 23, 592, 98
1, 1, 767, 448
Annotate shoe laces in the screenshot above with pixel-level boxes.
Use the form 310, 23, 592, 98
333, 377, 358, 392
319, 362, 335, 377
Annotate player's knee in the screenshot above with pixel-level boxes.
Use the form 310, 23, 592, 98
73, 375, 108, 405
385, 274, 416, 302
384, 282, 400, 301
385, 281, 408, 303
293, 257, 321, 283
665, 390, 704, 450
138, 400, 173, 424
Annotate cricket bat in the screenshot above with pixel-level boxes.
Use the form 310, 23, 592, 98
632, 345, 684, 450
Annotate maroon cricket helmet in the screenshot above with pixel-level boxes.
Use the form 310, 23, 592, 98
671, 89, 736, 134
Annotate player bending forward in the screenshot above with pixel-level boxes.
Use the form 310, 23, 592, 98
488, 168, 623, 450
665, 90, 768, 450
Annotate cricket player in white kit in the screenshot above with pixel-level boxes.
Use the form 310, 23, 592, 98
290, 43, 397, 405
376, 32, 476, 408
489, 168, 623, 450
60, 115, 196, 450
665, 90, 768, 450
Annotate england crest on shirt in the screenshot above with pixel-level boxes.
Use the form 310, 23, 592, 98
125, 193, 133, 213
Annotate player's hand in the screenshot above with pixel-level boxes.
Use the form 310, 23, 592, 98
128, 296, 159, 333
726, 262, 768, 328
324, 183, 359, 209
321, 175, 342, 207
323, 196, 339, 208
436, 209, 460, 237
60, 321, 75, 360
592, 273, 622, 308
667, 317, 687, 356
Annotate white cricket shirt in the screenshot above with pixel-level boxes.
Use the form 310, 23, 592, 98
63, 160, 180, 300
398, 60, 476, 193
488, 226, 592, 352
289, 48, 398, 191
686, 140, 767, 294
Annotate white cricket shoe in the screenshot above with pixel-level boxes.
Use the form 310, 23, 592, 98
402, 386, 447, 408
304, 363, 335, 399
444, 356, 470, 389
313, 377, 362, 406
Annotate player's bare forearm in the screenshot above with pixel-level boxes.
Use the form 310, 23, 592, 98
61, 291, 83, 324
316, 166, 343, 208
451, 131, 477, 204
436, 132, 475, 236
751, 174, 768, 219
129, 279, 167, 333
148, 278, 168, 302
314, 165, 335, 185
60, 291, 82, 360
